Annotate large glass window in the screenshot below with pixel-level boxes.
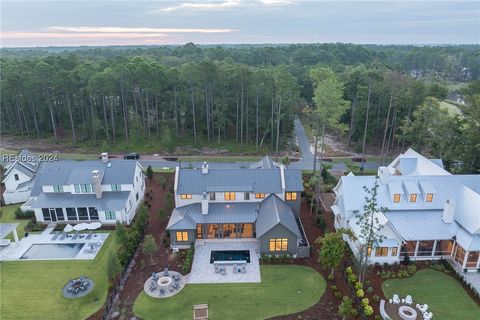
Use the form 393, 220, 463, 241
417, 240, 435, 256
77, 207, 89, 220
401, 241, 417, 256
269, 238, 288, 252
180, 194, 192, 199
207, 224, 221, 239
454, 244, 466, 265
196, 224, 203, 239
74, 185, 80, 193
244, 192, 250, 200
66, 208, 77, 220
223, 224, 236, 238
255, 193, 265, 199
434, 240, 454, 256
209, 192, 216, 200
375, 247, 388, 257
105, 211, 116, 220
224, 192, 235, 200
54, 185, 64, 192
88, 207, 99, 220
466, 251, 479, 268
285, 192, 297, 201
42, 208, 51, 221
176, 231, 188, 242
111, 184, 121, 191
391, 247, 398, 256
55, 208, 64, 221
238, 224, 253, 238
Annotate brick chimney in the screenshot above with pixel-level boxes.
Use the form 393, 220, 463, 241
442, 199, 455, 224
202, 162, 209, 174
201, 192, 209, 215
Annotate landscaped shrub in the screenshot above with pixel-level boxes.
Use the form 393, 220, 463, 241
364, 305, 374, 316
117, 205, 149, 265
402, 253, 411, 265
407, 264, 417, 274
372, 295, 381, 302
25, 219, 46, 232
157, 175, 167, 189
146, 165, 154, 179
327, 273, 334, 281
182, 244, 195, 274
158, 208, 167, 220
366, 286, 374, 293
356, 288, 364, 298
345, 266, 353, 275
348, 273, 357, 284
330, 285, 337, 291
355, 281, 363, 290
361, 298, 369, 307
53, 223, 67, 231
164, 192, 174, 212
334, 291, 342, 298
14, 208, 35, 219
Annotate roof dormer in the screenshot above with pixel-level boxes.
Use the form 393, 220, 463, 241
403, 180, 420, 203
419, 180, 436, 203
387, 181, 404, 203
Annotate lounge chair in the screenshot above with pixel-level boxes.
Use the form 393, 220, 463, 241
392, 294, 400, 304
59, 233, 67, 240
423, 311, 433, 320
159, 288, 166, 296
418, 304, 429, 313
72, 233, 79, 240
404, 295, 412, 305
220, 266, 226, 275
85, 232, 93, 240
241, 265, 246, 273
51, 232, 61, 240
214, 264, 221, 273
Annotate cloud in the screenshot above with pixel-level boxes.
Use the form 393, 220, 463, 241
48, 26, 237, 33
152, 0, 294, 13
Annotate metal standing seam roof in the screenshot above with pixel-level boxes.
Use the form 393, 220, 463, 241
403, 180, 420, 195
30, 191, 131, 211
0, 223, 19, 240
385, 210, 458, 241
5, 162, 35, 179
454, 186, 480, 234
30, 160, 138, 196
167, 202, 259, 230
456, 226, 480, 251
255, 194, 301, 238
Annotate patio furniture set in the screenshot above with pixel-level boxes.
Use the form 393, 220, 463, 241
214, 263, 247, 275
67, 277, 90, 294
389, 294, 433, 320
148, 268, 182, 297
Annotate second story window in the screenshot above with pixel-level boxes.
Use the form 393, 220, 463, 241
393, 194, 401, 203
285, 192, 297, 201
180, 194, 192, 200
255, 193, 265, 199
409, 194, 417, 202
75, 184, 93, 193
111, 184, 121, 191
53, 185, 64, 192
224, 192, 235, 201
244, 192, 250, 200
14, 174, 19, 181
426, 193, 433, 202
209, 192, 216, 200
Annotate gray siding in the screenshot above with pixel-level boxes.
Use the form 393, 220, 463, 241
258, 224, 299, 256
169, 229, 196, 246
285, 193, 301, 217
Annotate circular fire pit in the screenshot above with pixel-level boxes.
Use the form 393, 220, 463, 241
62, 276, 94, 299
398, 305, 417, 320
157, 276, 173, 287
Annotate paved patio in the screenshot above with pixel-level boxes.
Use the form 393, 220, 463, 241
451, 260, 480, 293
188, 239, 261, 284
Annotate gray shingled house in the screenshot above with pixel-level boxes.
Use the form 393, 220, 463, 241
166, 156, 310, 258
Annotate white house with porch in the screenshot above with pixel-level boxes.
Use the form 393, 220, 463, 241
332, 149, 480, 272
20, 157, 145, 225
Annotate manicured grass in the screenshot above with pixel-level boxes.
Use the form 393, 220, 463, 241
134, 265, 326, 320
0, 234, 118, 320
0, 204, 29, 240
382, 269, 480, 320
440, 100, 462, 116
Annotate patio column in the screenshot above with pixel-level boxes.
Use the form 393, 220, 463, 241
476, 254, 480, 269
431, 240, 437, 257
462, 250, 469, 269
414, 241, 419, 257
12, 229, 19, 243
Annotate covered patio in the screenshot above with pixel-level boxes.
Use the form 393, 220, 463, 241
188, 239, 261, 284
0, 223, 19, 246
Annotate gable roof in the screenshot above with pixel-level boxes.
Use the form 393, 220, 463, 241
30, 160, 138, 196
256, 194, 301, 238
31, 191, 130, 211
388, 148, 450, 176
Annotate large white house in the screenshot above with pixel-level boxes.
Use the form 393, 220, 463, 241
2, 149, 41, 204
333, 149, 480, 272
20, 157, 145, 225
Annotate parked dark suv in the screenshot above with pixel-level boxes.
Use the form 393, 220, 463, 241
124, 152, 140, 160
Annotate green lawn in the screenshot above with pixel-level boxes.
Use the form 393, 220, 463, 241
382, 269, 480, 320
440, 101, 462, 116
0, 204, 29, 240
134, 265, 326, 320
0, 234, 118, 320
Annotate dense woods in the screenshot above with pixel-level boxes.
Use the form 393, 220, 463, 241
1, 43, 479, 171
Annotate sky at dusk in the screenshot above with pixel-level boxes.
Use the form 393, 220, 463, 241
1, 0, 479, 47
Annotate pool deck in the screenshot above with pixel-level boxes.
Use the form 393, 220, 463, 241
0, 227, 109, 261
188, 239, 261, 284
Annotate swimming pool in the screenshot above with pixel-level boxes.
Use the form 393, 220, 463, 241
210, 250, 251, 263
20, 243, 85, 259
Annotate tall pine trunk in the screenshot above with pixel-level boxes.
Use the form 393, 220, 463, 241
360, 83, 372, 172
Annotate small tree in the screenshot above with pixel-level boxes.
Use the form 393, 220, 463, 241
316, 231, 346, 276
158, 175, 167, 189
355, 178, 387, 282
164, 192, 174, 212
338, 296, 355, 320
116, 221, 128, 246
281, 155, 290, 167
107, 250, 121, 280
142, 234, 158, 264
146, 165, 154, 179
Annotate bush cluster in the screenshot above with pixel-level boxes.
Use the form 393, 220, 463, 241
117, 205, 149, 265
182, 244, 195, 274
14, 208, 35, 219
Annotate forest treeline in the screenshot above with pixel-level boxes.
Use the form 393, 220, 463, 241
0, 43, 479, 171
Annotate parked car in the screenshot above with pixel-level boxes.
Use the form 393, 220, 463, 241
124, 152, 140, 160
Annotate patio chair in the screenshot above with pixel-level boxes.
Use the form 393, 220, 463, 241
392, 294, 400, 304
419, 304, 429, 313
241, 265, 246, 273
232, 264, 238, 273
220, 266, 226, 276
423, 311, 433, 320
152, 272, 159, 281
149, 281, 157, 291
214, 264, 221, 273
159, 288, 166, 296
404, 295, 413, 305
163, 267, 169, 276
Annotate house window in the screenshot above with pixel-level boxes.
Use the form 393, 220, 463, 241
285, 192, 297, 201
426, 193, 433, 202
74, 185, 80, 193
42, 208, 52, 221
180, 194, 192, 200
176, 231, 189, 242
55, 208, 64, 221
391, 247, 398, 256
375, 247, 388, 257
88, 207, 99, 220
244, 192, 250, 200
209, 192, 216, 200
255, 193, 266, 199
66, 208, 77, 220
393, 194, 401, 203
224, 192, 235, 201
410, 194, 417, 202
111, 184, 121, 191
54, 185, 64, 192
269, 238, 288, 252
77, 207, 89, 220
136, 192, 139, 201
14, 174, 19, 181
367, 246, 372, 257
105, 211, 116, 220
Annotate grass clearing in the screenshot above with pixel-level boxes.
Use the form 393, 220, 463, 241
134, 265, 326, 320
0, 234, 118, 320
440, 101, 462, 116
382, 269, 480, 320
